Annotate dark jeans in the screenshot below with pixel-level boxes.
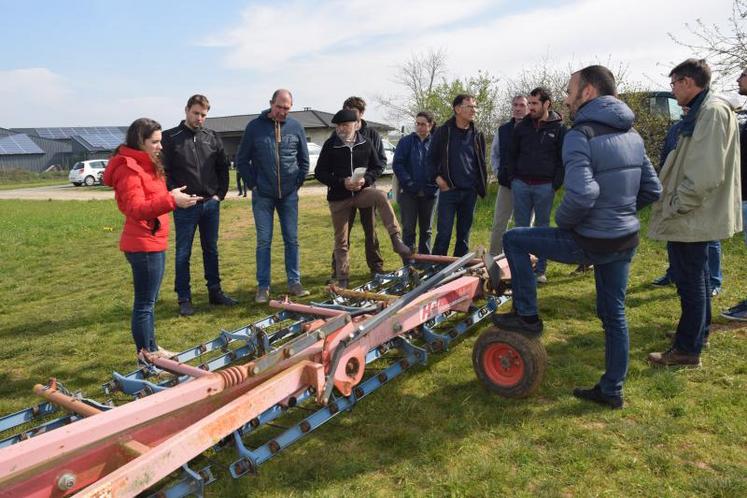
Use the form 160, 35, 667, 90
398, 192, 437, 254
503, 227, 635, 396
125, 251, 165, 353
668, 242, 711, 354
663, 240, 721, 288
330, 206, 384, 274
252, 190, 300, 289
511, 179, 555, 274
173, 198, 221, 301
433, 188, 478, 257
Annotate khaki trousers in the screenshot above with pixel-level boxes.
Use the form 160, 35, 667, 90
329, 188, 401, 280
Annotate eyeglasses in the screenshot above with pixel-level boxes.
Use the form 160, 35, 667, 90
669, 77, 685, 88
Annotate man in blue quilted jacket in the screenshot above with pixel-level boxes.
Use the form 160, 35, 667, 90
237, 89, 310, 303
493, 65, 662, 409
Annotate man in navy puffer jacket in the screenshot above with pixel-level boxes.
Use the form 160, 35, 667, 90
494, 65, 662, 409
237, 89, 310, 303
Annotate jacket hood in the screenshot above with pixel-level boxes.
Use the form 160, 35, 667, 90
573, 95, 634, 131
541, 110, 564, 123
103, 146, 154, 186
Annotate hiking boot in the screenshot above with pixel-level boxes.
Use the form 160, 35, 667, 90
288, 282, 310, 297
390, 233, 412, 258
209, 288, 238, 306
255, 287, 270, 304
535, 273, 547, 284
491, 311, 543, 337
178, 299, 194, 316
721, 300, 747, 321
648, 347, 701, 367
651, 274, 672, 286
572, 384, 623, 409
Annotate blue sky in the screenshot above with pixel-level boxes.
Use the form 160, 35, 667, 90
0, 0, 736, 128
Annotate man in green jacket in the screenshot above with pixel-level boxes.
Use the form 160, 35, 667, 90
647, 59, 742, 367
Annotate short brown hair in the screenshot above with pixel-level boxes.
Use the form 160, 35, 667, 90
186, 94, 210, 110
343, 96, 366, 114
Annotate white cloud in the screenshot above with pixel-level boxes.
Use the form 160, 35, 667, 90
203, 0, 737, 125
201, 0, 495, 70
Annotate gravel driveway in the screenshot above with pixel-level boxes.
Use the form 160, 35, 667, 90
0, 177, 394, 201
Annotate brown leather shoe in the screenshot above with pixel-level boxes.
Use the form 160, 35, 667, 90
648, 347, 701, 367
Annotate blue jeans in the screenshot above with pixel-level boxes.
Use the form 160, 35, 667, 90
433, 188, 477, 257
663, 240, 721, 288
173, 199, 222, 301
668, 242, 711, 354
252, 190, 300, 289
125, 251, 165, 353
510, 179, 555, 274
503, 227, 635, 396
398, 192, 437, 254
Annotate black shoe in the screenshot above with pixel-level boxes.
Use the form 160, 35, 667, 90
573, 384, 623, 409
491, 311, 543, 337
209, 288, 238, 306
651, 274, 672, 286
178, 299, 194, 316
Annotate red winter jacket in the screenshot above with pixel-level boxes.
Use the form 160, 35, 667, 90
103, 146, 176, 252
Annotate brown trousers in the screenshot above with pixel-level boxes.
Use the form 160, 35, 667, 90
329, 188, 401, 281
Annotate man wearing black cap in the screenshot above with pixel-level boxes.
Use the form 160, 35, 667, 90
314, 110, 411, 288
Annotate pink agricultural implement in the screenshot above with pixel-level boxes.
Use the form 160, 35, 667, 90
0, 251, 546, 497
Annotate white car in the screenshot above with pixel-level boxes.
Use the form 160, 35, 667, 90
381, 139, 396, 175
69, 159, 108, 186
306, 142, 322, 178
304, 139, 395, 179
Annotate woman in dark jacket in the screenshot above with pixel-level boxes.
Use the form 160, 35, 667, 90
103, 118, 198, 361
393, 111, 438, 254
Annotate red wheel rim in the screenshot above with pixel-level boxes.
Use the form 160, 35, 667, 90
482, 343, 525, 387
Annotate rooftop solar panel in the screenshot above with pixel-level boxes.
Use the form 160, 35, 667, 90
34, 127, 127, 140
0, 134, 45, 155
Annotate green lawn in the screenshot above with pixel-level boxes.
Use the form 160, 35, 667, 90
0, 185, 745, 497
0, 169, 68, 190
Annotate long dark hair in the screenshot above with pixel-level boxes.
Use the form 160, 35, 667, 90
114, 118, 164, 176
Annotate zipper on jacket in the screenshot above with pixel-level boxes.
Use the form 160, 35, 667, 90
445, 127, 454, 187
192, 134, 204, 191
275, 121, 282, 198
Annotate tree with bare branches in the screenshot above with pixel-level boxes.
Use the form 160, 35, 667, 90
375, 48, 448, 123
669, 0, 747, 82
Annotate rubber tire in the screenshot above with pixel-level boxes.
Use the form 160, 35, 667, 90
472, 326, 547, 398
84, 175, 95, 186
72, 182, 82, 187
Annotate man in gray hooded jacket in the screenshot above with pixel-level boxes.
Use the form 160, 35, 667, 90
493, 65, 662, 409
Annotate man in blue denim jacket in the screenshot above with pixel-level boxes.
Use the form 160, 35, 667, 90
494, 65, 662, 409
236, 89, 310, 303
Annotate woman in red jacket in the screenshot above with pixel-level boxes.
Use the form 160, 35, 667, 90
104, 118, 199, 360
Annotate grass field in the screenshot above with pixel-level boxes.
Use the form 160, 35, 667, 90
0, 184, 745, 497
0, 169, 68, 190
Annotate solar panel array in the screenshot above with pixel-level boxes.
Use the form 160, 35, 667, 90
32, 127, 127, 140
72, 130, 125, 151
0, 134, 45, 155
